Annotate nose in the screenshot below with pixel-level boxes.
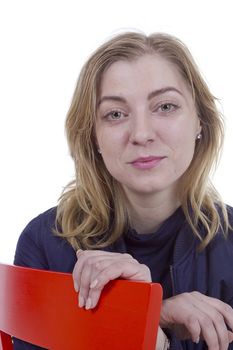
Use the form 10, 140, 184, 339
129, 113, 155, 146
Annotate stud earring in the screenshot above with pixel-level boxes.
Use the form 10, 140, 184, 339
97, 149, 102, 154
196, 133, 202, 140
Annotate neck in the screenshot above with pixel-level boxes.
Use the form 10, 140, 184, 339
124, 188, 180, 234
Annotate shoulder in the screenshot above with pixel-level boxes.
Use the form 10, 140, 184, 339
206, 203, 233, 248
217, 203, 233, 242
204, 204, 233, 278
14, 207, 76, 272
16, 207, 58, 248
25, 207, 57, 237
201, 204, 233, 305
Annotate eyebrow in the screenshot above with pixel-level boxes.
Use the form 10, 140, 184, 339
98, 95, 127, 106
98, 86, 183, 107
148, 86, 183, 99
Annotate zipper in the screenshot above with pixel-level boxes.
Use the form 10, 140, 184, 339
170, 265, 176, 296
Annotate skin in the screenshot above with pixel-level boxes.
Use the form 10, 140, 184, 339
96, 54, 201, 233
72, 55, 233, 349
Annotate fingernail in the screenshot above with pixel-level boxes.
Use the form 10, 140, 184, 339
90, 279, 98, 289
85, 297, 92, 310
194, 337, 200, 344
79, 295, 85, 308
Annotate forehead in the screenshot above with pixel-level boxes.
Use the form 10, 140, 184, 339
99, 54, 191, 99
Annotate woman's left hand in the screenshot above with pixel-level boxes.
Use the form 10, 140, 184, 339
72, 249, 152, 310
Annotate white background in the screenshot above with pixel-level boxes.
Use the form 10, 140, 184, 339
0, 0, 232, 263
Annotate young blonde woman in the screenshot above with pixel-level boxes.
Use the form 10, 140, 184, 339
14, 32, 233, 350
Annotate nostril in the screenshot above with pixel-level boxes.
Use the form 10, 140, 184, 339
129, 133, 155, 146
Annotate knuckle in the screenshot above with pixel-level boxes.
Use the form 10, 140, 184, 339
181, 292, 190, 300
94, 274, 108, 288
144, 264, 150, 271
86, 258, 94, 267
130, 257, 139, 264
223, 302, 233, 313
186, 314, 198, 328
143, 264, 150, 274
77, 249, 86, 258
94, 261, 106, 271
214, 312, 224, 324
123, 253, 132, 259
94, 261, 101, 270
200, 314, 211, 327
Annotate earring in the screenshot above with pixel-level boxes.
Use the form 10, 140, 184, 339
97, 149, 102, 154
196, 133, 202, 140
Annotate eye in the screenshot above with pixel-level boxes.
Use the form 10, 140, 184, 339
151, 102, 180, 115
160, 103, 176, 112
104, 110, 128, 120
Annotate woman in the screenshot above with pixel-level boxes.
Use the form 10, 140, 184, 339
14, 32, 233, 350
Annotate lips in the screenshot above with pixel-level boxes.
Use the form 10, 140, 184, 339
130, 156, 166, 170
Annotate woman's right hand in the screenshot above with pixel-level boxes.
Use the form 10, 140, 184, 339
160, 291, 233, 350
72, 249, 151, 310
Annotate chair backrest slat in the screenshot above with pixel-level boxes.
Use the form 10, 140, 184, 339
0, 263, 162, 350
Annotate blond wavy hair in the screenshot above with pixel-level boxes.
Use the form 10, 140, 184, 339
55, 31, 229, 251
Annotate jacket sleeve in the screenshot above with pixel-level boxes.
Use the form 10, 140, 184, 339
13, 339, 47, 350
13, 215, 50, 350
14, 213, 50, 269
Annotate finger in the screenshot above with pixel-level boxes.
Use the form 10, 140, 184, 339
75, 250, 135, 292
82, 259, 131, 309
74, 251, 137, 309
190, 293, 229, 350
86, 285, 105, 310
88, 262, 125, 309
200, 313, 228, 350
160, 294, 203, 342
170, 306, 201, 342
193, 292, 233, 332
81, 259, 138, 310
89, 260, 141, 295
74, 250, 118, 292
78, 255, 131, 308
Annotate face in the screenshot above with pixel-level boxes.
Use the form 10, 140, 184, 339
95, 54, 201, 200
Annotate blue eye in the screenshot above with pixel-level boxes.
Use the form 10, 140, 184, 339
110, 111, 123, 119
104, 110, 128, 120
160, 103, 175, 112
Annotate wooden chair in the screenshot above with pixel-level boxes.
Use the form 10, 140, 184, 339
0, 263, 162, 350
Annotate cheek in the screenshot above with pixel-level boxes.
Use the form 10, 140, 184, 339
98, 134, 117, 155
96, 126, 127, 154
172, 134, 197, 176
164, 121, 197, 168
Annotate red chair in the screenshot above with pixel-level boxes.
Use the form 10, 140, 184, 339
0, 263, 162, 350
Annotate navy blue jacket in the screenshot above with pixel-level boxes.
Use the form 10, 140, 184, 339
13, 206, 233, 350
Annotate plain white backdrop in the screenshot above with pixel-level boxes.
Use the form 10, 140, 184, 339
0, 0, 232, 263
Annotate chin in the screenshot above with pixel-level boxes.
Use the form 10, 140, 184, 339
125, 183, 166, 195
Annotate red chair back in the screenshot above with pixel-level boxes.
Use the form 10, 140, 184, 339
0, 263, 162, 349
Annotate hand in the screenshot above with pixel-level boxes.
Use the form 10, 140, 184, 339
72, 249, 152, 310
160, 291, 233, 350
